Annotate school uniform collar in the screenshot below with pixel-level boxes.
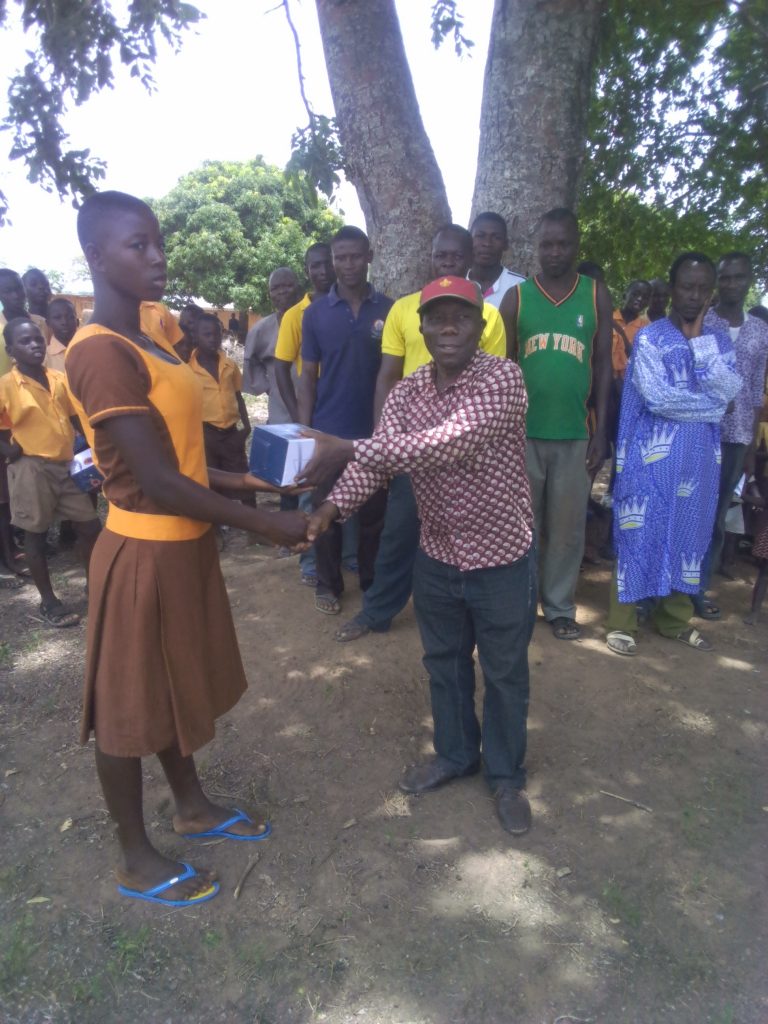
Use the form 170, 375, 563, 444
11, 364, 51, 393
47, 336, 67, 357
190, 350, 229, 371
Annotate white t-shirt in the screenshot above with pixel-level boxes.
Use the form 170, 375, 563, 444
471, 267, 526, 309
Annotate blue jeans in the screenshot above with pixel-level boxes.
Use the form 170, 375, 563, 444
412, 546, 537, 791
358, 474, 420, 631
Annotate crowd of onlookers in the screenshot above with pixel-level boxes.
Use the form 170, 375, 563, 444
2, 214, 768, 639
2, 193, 767, 881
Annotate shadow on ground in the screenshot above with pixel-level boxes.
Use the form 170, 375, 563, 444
1, 529, 766, 1024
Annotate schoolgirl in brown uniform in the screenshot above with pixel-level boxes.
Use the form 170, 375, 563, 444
66, 191, 308, 907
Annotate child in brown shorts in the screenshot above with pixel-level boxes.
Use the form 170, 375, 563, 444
0, 317, 100, 625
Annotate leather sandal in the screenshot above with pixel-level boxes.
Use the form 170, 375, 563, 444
676, 627, 713, 651
606, 630, 637, 656
315, 593, 341, 615
550, 616, 581, 640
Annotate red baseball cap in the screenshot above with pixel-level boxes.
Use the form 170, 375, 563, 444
417, 276, 484, 314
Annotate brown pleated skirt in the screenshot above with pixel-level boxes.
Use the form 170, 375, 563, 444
80, 527, 247, 757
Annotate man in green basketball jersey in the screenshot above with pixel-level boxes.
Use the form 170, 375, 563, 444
500, 208, 612, 640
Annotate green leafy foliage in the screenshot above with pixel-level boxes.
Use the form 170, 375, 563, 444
151, 158, 342, 313
1, 0, 764, 289
286, 114, 345, 202
0, 0, 203, 222
579, 183, 755, 297
585, 0, 767, 283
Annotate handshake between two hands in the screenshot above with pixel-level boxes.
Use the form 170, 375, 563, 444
246, 428, 355, 552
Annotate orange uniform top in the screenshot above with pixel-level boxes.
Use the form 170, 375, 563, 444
45, 336, 68, 373
188, 351, 243, 429
139, 302, 184, 348
0, 365, 75, 461
65, 323, 209, 542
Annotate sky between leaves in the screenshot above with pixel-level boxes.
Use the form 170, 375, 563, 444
0, 0, 490, 291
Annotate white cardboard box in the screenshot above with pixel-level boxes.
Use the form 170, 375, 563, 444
248, 424, 316, 487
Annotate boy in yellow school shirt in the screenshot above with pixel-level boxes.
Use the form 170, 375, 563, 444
0, 269, 48, 376
0, 318, 100, 624
188, 313, 253, 503
44, 297, 79, 372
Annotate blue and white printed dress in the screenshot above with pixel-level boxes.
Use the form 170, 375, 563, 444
613, 318, 740, 603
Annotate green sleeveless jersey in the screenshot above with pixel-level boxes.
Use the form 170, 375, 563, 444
517, 274, 597, 440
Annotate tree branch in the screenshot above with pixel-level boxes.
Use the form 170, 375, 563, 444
280, 0, 314, 122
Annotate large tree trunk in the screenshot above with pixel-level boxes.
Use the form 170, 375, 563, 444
471, 0, 602, 275
315, 0, 451, 298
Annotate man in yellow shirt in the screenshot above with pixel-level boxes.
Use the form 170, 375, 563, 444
274, 243, 335, 420
188, 313, 253, 503
335, 223, 507, 642
0, 317, 100, 624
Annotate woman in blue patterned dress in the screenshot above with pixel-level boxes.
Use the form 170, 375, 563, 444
606, 253, 741, 655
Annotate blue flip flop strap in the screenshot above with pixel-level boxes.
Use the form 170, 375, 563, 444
141, 862, 195, 898
183, 809, 249, 839
117, 880, 219, 907
119, 862, 195, 899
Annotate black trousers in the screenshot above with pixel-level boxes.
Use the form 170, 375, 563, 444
312, 471, 387, 597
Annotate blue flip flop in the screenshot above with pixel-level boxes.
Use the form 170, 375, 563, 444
117, 862, 219, 907
180, 808, 272, 842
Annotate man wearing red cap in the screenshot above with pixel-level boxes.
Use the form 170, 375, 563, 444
298, 277, 536, 835
333, 223, 506, 644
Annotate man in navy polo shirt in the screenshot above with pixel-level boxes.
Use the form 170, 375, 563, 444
298, 226, 393, 615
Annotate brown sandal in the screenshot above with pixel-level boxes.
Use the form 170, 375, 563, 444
315, 593, 341, 615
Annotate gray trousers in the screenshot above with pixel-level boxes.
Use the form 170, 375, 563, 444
525, 438, 591, 621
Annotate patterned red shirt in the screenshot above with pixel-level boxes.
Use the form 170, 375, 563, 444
329, 350, 533, 571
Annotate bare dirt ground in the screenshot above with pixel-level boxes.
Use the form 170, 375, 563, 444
2, 505, 767, 1024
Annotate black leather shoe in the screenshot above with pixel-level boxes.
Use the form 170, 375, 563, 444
495, 785, 532, 835
398, 756, 479, 795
